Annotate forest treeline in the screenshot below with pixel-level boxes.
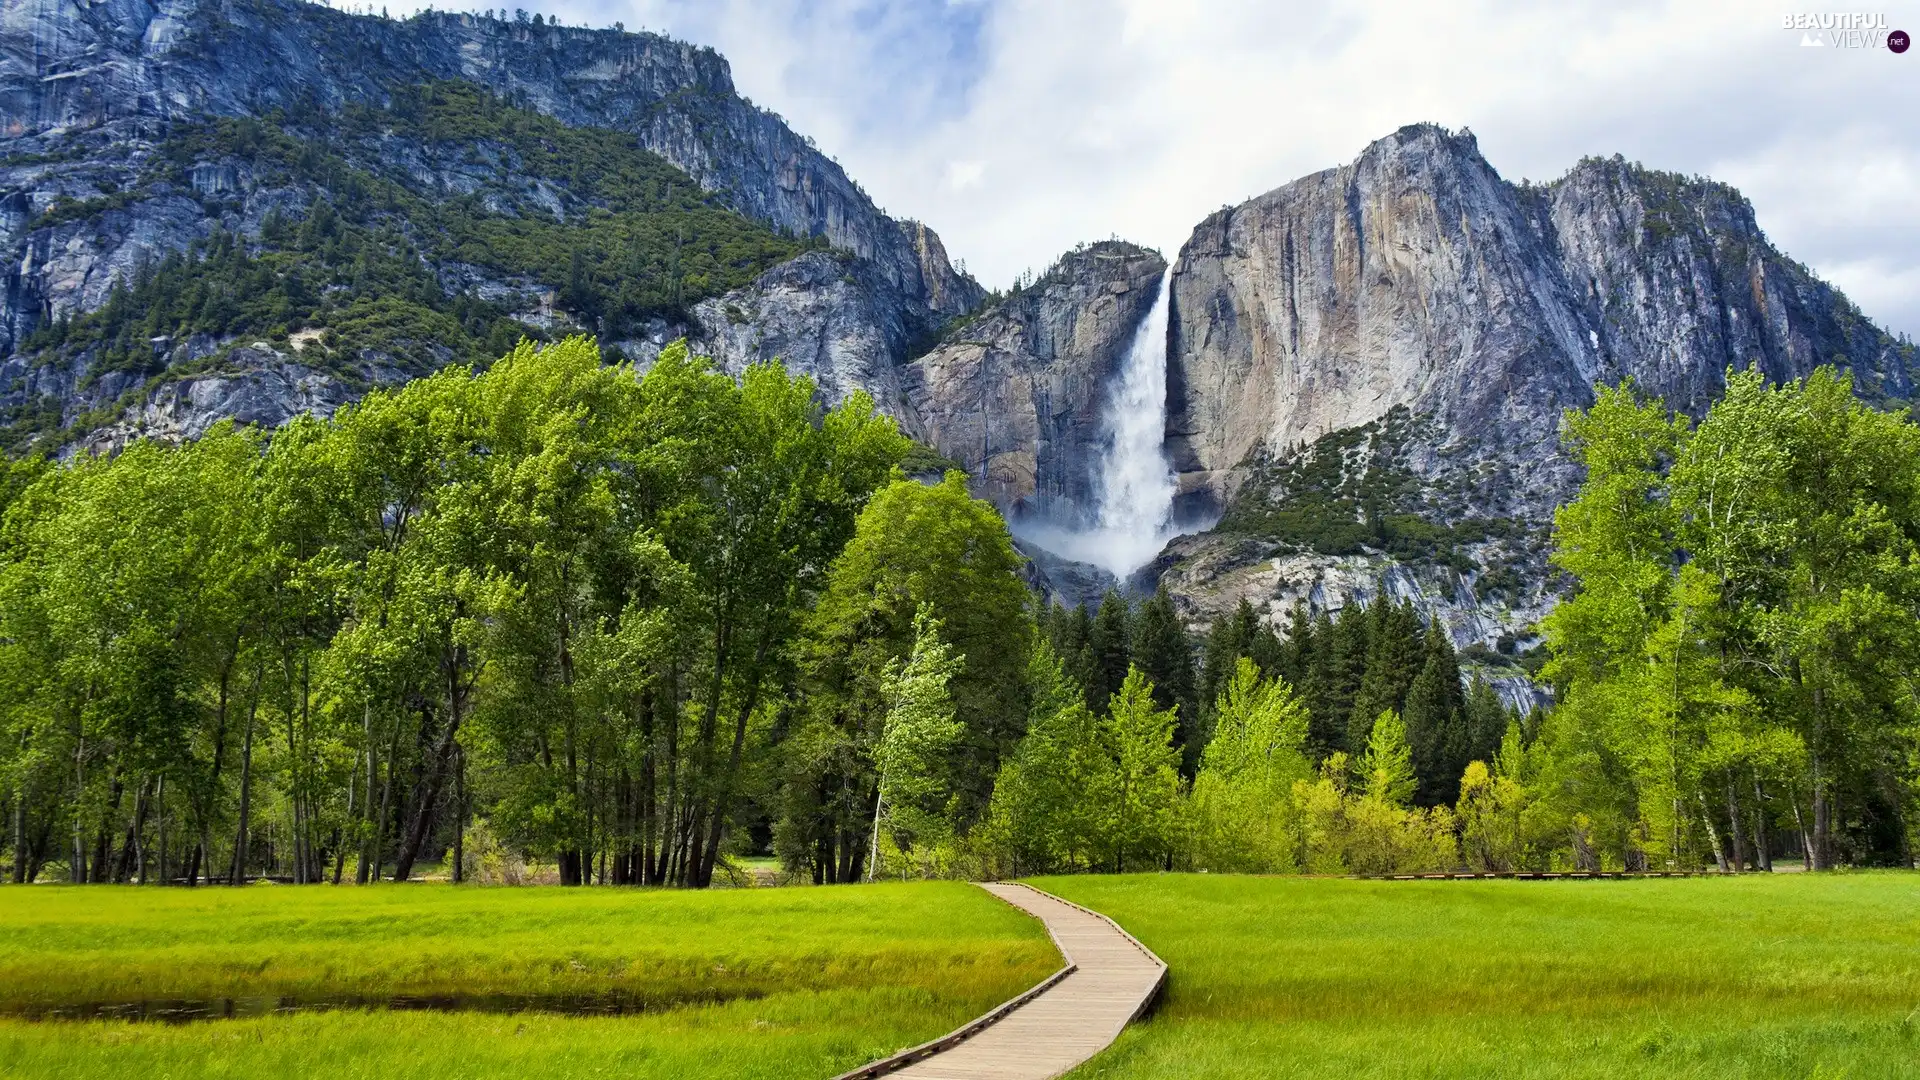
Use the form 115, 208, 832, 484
1, 346, 1914, 886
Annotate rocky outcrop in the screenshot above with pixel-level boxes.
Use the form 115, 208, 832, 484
1155, 124, 1916, 650
616, 249, 927, 419
0, 0, 987, 450
1166, 124, 1916, 521
905, 241, 1166, 525
73, 342, 408, 453
1152, 532, 1550, 709
0, 0, 979, 321
1534, 155, 1913, 409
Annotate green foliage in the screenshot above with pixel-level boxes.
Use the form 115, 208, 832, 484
872, 608, 966, 872
1129, 586, 1199, 768
978, 643, 1110, 875
1359, 710, 1417, 806
0, 338, 945, 891
1538, 369, 1920, 871
784, 472, 1028, 882
982, 664, 1186, 875
1103, 667, 1186, 872
1088, 589, 1133, 712
1217, 406, 1518, 570
1189, 659, 1311, 872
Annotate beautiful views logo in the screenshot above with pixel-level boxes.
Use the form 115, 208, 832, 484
1782, 12, 1909, 49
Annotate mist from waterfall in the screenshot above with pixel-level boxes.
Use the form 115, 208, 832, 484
1020, 267, 1183, 581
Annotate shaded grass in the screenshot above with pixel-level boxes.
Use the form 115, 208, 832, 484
1039, 873, 1920, 1079
0, 881, 1057, 1079
0, 988, 980, 1080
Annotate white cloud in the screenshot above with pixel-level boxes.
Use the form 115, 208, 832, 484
380, 0, 1920, 335
943, 159, 984, 192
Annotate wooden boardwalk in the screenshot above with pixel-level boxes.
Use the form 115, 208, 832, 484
834, 882, 1168, 1080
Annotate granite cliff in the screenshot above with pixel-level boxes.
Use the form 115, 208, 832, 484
905, 241, 1166, 523
0, 0, 978, 448
2, 3, 1912, 687
1151, 124, 1915, 684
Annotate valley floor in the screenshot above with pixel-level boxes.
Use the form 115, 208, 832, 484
0, 882, 1056, 1080
1041, 873, 1920, 1079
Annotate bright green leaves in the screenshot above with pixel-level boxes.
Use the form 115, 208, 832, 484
1540, 367, 1920, 869
1189, 659, 1311, 873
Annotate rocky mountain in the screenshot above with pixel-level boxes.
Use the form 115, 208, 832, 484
1140, 124, 1914, 685
3, 2, 1911, 696
0, 0, 979, 449
1168, 124, 1913, 524
905, 241, 1166, 523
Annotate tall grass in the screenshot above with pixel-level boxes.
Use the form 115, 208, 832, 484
1041, 873, 1920, 1079
0, 881, 1057, 1079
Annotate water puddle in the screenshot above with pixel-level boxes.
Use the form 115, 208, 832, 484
7, 989, 757, 1023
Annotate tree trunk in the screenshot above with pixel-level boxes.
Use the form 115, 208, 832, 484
230, 691, 259, 885
653, 692, 681, 887
1791, 792, 1814, 868
450, 746, 466, 885
391, 644, 474, 882
91, 771, 123, 884
114, 777, 151, 883
151, 774, 167, 885
362, 707, 405, 884
1697, 794, 1728, 872
697, 634, 774, 888
1751, 773, 1772, 871
1724, 780, 1748, 871
10, 788, 25, 884
1810, 758, 1833, 870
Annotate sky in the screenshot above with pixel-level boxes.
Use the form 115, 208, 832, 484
369, 1, 1920, 337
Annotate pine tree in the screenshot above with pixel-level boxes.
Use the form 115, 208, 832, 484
1329, 605, 1373, 753
1351, 597, 1423, 730
1132, 586, 1198, 771
1236, 595, 1282, 680
1462, 675, 1509, 772
1403, 622, 1468, 806
1197, 611, 1246, 723
1088, 589, 1132, 714
1101, 666, 1184, 872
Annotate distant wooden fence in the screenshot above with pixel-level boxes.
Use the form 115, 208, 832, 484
1356, 870, 1719, 880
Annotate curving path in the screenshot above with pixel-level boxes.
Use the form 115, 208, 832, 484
835, 882, 1168, 1080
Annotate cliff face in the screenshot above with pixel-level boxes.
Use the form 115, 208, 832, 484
1156, 125, 1916, 656
1167, 125, 1915, 521
0, 0, 985, 451
625, 248, 928, 421
0, 0, 979, 319
904, 242, 1166, 523
1166, 126, 1594, 523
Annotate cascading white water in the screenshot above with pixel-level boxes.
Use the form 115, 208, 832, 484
1022, 268, 1182, 580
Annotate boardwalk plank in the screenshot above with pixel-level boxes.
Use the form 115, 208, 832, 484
839, 882, 1166, 1080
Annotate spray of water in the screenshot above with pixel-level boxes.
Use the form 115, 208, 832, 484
1018, 267, 1182, 579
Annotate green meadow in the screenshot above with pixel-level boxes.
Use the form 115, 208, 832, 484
0, 882, 1057, 1079
1046, 873, 1920, 1080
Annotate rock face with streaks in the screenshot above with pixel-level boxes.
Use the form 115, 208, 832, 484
0, 0, 979, 450
0, 0, 977, 321
1152, 124, 1916, 660
1167, 124, 1913, 522
904, 241, 1167, 523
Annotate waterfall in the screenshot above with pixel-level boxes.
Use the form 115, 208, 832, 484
1023, 267, 1182, 580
